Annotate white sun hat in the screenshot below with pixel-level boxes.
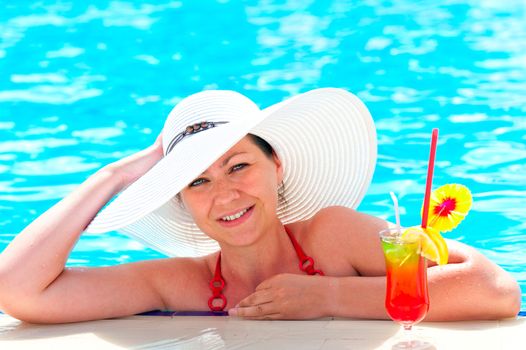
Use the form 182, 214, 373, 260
85, 88, 377, 257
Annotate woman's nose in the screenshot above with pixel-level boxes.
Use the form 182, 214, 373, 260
212, 180, 240, 205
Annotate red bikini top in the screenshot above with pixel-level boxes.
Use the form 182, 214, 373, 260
208, 227, 324, 311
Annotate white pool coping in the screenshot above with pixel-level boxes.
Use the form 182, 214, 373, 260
1, 314, 524, 349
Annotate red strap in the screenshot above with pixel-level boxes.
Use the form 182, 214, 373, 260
284, 227, 325, 276
208, 253, 227, 312
208, 226, 324, 311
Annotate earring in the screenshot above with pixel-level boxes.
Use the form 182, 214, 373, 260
278, 182, 286, 203
175, 194, 186, 209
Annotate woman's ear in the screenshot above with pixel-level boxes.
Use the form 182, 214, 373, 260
272, 152, 284, 184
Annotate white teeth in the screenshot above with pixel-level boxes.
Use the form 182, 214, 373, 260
221, 208, 249, 221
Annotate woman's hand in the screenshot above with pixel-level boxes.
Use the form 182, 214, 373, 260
228, 273, 335, 320
105, 131, 164, 192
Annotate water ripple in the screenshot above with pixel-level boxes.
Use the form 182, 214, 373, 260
11, 156, 100, 176
0, 122, 15, 130
0, 86, 102, 104
46, 46, 85, 59
462, 143, 526, 167
0, 138, 78, 155
72, 127, 124, 142
14, 124, 68, 137
474, 191, 526, 222
1, 75, 106, 104
11, 73, 68, 83
0, 184, 77, 202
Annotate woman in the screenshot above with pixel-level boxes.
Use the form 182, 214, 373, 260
0, 89, 520, 324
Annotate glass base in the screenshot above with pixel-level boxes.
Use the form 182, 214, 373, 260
390, 325, 435, 350
391, 339, 435, 350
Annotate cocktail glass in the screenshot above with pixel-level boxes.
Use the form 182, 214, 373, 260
380, 227, 432, 350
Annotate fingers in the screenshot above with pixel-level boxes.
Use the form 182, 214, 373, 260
150, 130, 164, 156
255, 279, 272, 291
229, 302, 280, 319
237, 289, 273, 307
230, 289, 278, 319
155, 130, 163, 143
243, 313, 281, 320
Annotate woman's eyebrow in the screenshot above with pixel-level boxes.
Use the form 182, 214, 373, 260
221, 152, 247, 167
199, 152, 248, 176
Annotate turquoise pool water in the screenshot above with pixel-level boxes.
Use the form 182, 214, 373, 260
0, 1, 524, 310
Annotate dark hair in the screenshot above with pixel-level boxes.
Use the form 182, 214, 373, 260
247, 133, 274, 158
248, 133, 287, 207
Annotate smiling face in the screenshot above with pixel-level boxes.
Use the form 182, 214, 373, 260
179, 135, 283, 247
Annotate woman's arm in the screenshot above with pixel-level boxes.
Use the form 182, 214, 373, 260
230, 208, 521, 320
230, 242, 521, 320
0, 134, 167, 323
327, 207, 521, 320
424, 240, 521, 320
326, 239, 521, 320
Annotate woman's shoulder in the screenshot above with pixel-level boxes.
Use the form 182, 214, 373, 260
146, 254, 215, 281
131, 255, 211, 295
311, 205, 360, 222
306, 206, 385, 235
144, 254, 216, 310
287, 207, 350, 248
291, 206, 388, 276
290, 206, 388, 256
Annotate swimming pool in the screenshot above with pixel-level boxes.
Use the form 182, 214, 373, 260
0, 1, 524, 311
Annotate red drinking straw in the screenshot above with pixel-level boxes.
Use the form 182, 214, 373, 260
421, 128, 439, 229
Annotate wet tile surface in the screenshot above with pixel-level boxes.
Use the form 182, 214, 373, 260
0, 315, 524, 349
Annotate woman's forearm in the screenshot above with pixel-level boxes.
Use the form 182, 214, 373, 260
327, 275, 388, 319
0, 167, 121, 298
425, 256, 521, 320
327, 257, 520, 320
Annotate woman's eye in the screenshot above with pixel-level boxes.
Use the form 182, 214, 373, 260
230, 163, 248, 173
189, 178, 207, 187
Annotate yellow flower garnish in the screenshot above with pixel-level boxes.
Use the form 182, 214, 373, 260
422, 184, 472, 232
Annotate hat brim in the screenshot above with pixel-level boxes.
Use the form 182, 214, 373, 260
85, 88, 376, 257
